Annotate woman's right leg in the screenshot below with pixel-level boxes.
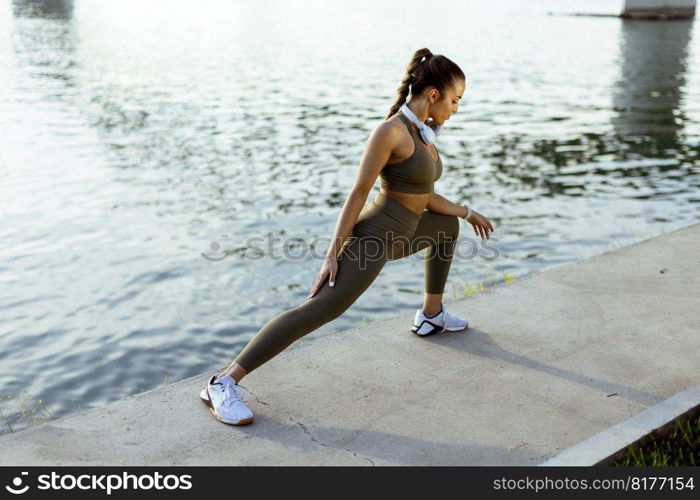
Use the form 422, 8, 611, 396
225, 233, 391, 379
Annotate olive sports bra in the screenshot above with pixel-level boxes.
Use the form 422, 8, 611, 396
380, 110, 443, 194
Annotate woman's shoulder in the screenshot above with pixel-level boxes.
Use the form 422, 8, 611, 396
367, 114, 406, 146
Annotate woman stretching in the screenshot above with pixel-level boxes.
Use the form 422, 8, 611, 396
200, 48, 494, 425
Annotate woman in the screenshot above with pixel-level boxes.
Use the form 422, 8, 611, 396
200, 48, 494, 425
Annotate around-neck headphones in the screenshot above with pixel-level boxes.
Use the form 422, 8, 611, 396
400, 102, 444, 145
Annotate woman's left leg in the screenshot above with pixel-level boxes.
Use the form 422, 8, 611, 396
388, 210, 460, 314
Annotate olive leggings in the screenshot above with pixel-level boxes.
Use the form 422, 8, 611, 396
233, 192, 460, 374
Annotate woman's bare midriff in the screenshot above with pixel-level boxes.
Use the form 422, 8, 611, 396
379, 188, 431, 216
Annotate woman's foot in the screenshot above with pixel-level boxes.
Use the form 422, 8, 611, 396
411, 302, 469, 336
199, 374, 254, 425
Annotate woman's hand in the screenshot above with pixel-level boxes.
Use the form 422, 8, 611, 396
467, 210, 494, 240
308, 254, 338, 298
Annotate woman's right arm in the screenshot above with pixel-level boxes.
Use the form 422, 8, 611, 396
308, 121, 400, 298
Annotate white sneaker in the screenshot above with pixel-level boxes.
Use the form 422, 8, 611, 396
411, 302, 469, 336
200, 374, 254, 425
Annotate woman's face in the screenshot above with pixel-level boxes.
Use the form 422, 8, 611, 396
429, 78, 466, 125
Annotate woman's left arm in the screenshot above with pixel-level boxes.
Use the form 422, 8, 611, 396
426, 191, 467, 217
427, 191, 495, 240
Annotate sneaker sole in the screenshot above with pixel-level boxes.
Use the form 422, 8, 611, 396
444, 323, 469, 332
411, 325, 442, 336
200, 388, 254, 426
411, 319, 444, 336
411, 322, 469, 336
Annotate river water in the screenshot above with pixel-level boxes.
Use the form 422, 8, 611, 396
1, 0, 699, 432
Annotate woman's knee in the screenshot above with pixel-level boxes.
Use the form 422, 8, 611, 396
440, 214, 460, 242
449, 214, 460, 239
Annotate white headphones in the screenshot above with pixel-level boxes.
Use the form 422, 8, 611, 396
400, 102, 444, 145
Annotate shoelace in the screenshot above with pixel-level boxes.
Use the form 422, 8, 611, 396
441, 304, 466, 327
442, 304, 456, 320
434, 303, 450, 323
221, 380, 250, 407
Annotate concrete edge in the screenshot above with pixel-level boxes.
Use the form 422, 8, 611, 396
3, 372, 215, 437
539, 384, 700, 466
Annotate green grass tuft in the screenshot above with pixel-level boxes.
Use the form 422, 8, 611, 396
452, 271, 517, 299
612, 414, 700, 466
0, 391, 57, 435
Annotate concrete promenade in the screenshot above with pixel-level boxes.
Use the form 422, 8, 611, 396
1, 223, 698, 465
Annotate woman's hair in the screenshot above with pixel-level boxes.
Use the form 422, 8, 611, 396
386, 48, 465, 119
